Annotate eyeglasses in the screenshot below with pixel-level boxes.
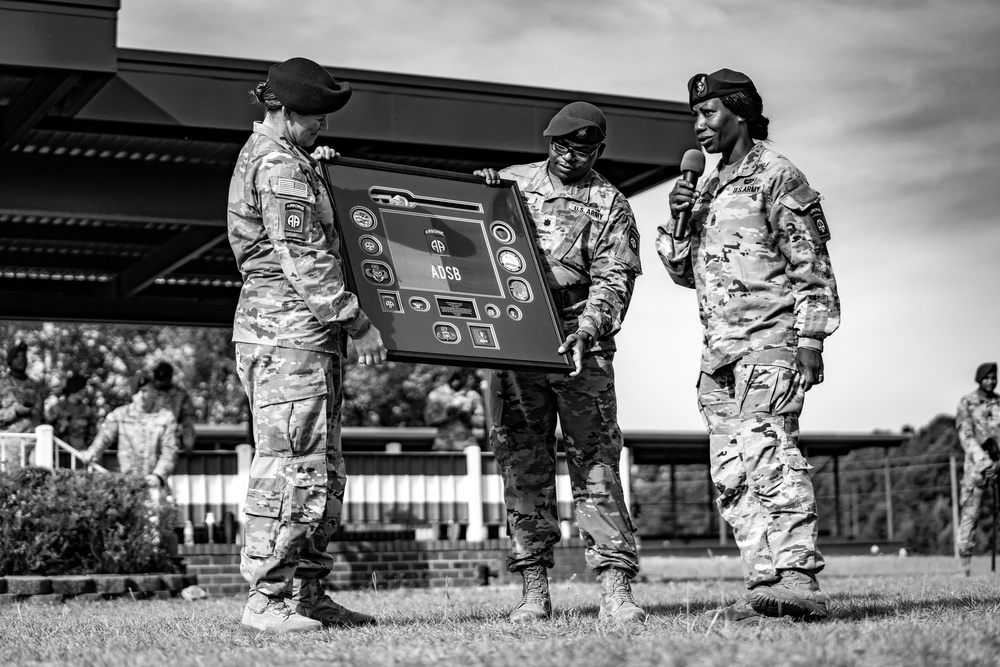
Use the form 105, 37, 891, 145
550, 140, 602, 161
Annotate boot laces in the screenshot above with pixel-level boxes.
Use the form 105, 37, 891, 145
604, 570, 634, 604
522, 566, 548, 603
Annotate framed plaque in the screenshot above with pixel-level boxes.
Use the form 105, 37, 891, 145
322, 157, 573, 373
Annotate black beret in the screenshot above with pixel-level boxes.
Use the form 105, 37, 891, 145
688, 68, 756, 108
130, 371, 152, 396
64, 374, 87, 395
268, 57, 353, 115
153, 361, 173, 382
6, 339, 26, 365
543, 101, 607, 143
975, 362, 997, 383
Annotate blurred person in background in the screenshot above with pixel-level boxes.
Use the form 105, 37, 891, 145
80, 371, 178, 502
424, 368, 485, 451
44, 373, 96, 451
0, 340, 44, 468
955, 362, 1000, 576
152, 361, 197, 454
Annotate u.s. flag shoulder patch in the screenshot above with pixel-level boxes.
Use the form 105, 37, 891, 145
283, 201, 307, 238
275, 177, 309, 199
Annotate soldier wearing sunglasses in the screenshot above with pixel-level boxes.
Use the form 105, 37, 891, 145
475, 102, 644, 624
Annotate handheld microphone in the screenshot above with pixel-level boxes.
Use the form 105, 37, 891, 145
673, 149, 706, 239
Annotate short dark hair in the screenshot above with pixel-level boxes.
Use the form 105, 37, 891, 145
720, 90, 770, 141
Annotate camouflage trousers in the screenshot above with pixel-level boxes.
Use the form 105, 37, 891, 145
235, 343, 347, 608
698, 361, 823, 589
957, 453, 993, 558
488, 351, 638, 577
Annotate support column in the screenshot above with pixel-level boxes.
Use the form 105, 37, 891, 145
883, 448, 894, 541
619, 445, 632, 516
34, 424, 54, 469
464, 444, 485, 542
950, 454, 960, 559
833, 455, 842, 538
235, 443, 254, 544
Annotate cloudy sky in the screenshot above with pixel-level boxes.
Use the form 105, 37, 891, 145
119, 0, 1000, 435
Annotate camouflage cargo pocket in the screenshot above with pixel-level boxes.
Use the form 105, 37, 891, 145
253, 369, 329, 457
243, 481, 284, 558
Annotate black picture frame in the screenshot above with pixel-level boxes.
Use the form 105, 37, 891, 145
322, 157, 573, 373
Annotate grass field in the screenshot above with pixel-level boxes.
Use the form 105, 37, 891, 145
2, 556, 999, 667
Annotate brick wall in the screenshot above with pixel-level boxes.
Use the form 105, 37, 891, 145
180, 538, 590, 597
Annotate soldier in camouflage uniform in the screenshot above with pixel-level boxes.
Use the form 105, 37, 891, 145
0, 340, 44, 469
657, 70, 840, 622
151, 362, 197, 453
227, 57, 386, 635
80, 372, 178, 492
424, 368, 485, 451
44, 374, 96, 451
955, 362, 1000, 575
475, 102, 645, 623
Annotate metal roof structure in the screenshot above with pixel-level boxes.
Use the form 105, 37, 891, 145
0, 0, 697, 328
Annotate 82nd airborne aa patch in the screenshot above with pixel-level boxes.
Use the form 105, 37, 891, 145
807, 202, 831, 242
283, 201, 307, 238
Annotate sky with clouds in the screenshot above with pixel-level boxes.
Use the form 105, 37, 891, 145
118, 0, 1000, 434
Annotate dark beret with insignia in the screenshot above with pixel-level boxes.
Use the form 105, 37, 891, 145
975, 362, 998, 383
688, 68, 756, 108
129, 371, 152, 396
268, 57, 353, 115
543, 101, 607, 143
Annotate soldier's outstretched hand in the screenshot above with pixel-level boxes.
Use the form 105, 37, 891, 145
354, 324, 388, 366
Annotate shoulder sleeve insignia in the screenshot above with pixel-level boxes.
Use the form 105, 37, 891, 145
275, 177, 310, 200
779, 183, 831, 243
283, 201, 307, 238
627, 227, 640, 256
806, 202, 831, 242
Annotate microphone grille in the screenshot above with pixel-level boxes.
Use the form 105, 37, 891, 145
680, 149, 706, 175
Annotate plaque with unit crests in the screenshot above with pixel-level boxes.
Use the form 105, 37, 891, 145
323, 157, 572, 373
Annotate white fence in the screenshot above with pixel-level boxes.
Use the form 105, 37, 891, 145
0, 426, 632, 543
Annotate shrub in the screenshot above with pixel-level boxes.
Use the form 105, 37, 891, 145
0, 467, 179, 576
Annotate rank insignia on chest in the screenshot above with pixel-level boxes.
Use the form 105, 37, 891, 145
283, 201, 307, 237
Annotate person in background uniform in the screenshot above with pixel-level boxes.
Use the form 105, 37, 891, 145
955, 362, 1000, 576
475, 102, 645, 623
657, 69, 840, 623
44, 373, 96, 451
0, 340, 44, 468
424, 368, 485, 452
151, 361, 197, 453
228, 57, 387, 635
80, 372, 178, 498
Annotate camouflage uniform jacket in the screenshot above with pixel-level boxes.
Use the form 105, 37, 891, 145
0, 372, 44, 434
85, 403, 178, 480
500, 161, 642, 351
956, 389, 1000, 471
228, 122, 371, 353
154, 384, 197, 451
44, 395, 96, 450
656, 142, 840, 372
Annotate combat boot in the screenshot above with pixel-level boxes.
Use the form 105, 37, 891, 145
241, 597, 323, 634
597, 568, 646, 622
509, 565, 551, 622
960, 555, 972, 577
748, 569, 830, 619
701, 599, 771, 625
291, 579, 377, 627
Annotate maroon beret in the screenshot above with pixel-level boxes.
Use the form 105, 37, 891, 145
688, 68, 756, 108
268, 57, 353, 115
